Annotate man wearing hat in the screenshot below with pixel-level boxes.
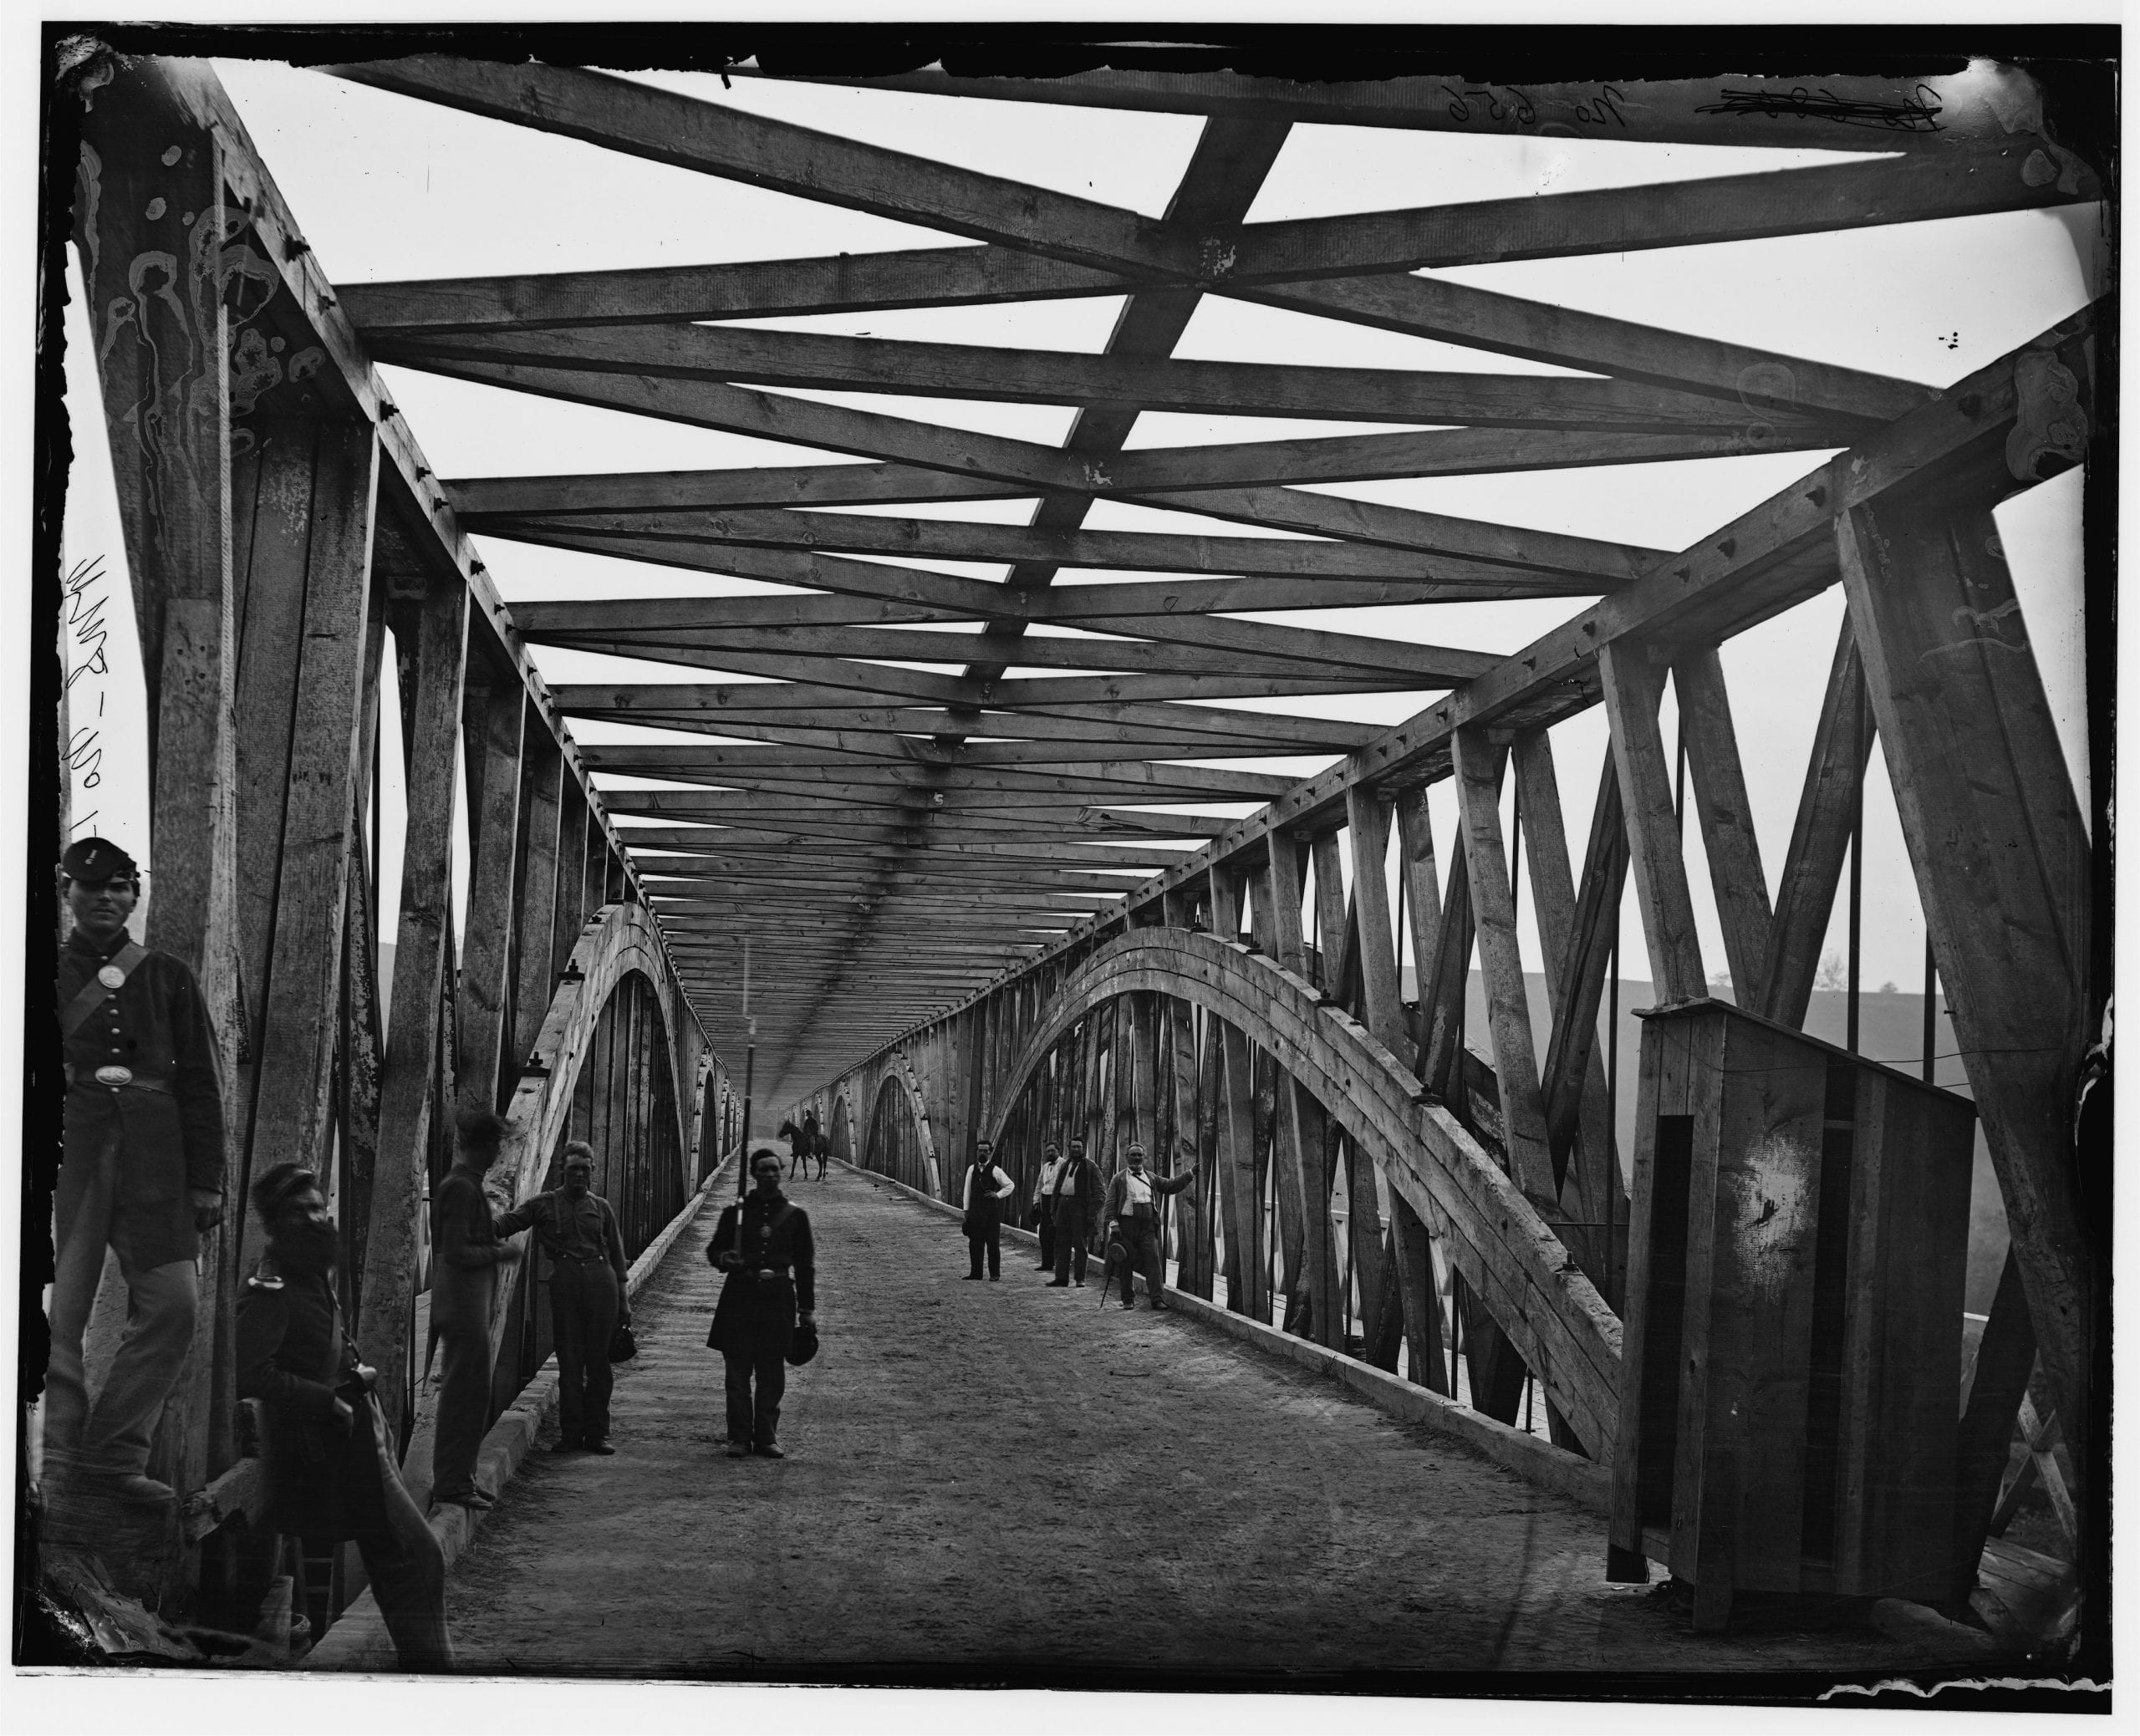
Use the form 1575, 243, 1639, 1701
706, 1148, 817, 1459
1045, 1136, 1104, 1288
494, 1140, 631, 1455
1098, 1143, 1198, 1311
427, 1108, 523, 1509
46, 837, 226, 1504
238, 1161, 452, 1670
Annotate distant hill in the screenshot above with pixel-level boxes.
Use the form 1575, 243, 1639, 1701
1398, 969, 2006, 1314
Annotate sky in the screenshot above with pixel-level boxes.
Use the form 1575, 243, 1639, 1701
57, 52, 2102, 1024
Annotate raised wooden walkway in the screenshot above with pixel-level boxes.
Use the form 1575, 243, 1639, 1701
281, 1161, 2002, 1685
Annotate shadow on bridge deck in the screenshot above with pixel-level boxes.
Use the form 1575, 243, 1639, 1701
393, 1165, 1956, 1687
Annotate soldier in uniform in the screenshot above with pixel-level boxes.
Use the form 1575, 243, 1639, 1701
46, 837, 226, 1504
428, 1108, 522, 1509
1098, 1142, 1198, 1311
494, 1141, 631, 1455
237, 1162, 453, 1671
706, 1148, 816, 1459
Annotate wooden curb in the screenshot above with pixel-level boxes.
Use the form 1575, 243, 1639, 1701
303, 1154, 738, 1671
848, 1159, 1612, 1516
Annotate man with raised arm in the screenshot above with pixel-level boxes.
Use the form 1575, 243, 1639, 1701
1099, 1142, 1197, 1311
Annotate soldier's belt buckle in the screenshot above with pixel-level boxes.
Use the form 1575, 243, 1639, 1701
755, 1268, 777, 1280
94, 1065, 133, 1087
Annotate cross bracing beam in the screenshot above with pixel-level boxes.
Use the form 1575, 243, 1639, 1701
329, 59, 2097, 283
476, 508, 1643, 590
374, 321, 1859, 437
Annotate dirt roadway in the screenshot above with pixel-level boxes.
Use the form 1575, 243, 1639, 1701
439, 1163, 1934, 1685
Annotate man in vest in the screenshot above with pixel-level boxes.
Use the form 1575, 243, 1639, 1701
495, 1141, 631, 1455
1045, 1137, 1104, 1288
960, 1138, 1016, 1280
1031, 1140, 1066, 1272
428, 1108, 522, 1509
46, 836, 226, 1505
1099, 1142, 1197, 1311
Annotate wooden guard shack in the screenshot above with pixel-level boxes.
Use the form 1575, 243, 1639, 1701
1608, 998, 1976, 1630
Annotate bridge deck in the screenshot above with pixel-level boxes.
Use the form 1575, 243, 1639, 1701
434, 1164, 1945, 1683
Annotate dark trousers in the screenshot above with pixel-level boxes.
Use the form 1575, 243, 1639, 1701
1036, 1199, 1056, 1268
724, 1346, 787, 1448
550, 1257, 620, 1446
430, 1309, 495, 1503
966, 1220, 1001, 1278
1118, 1217, 1165, 1306
1052, 1197, 1091, 1283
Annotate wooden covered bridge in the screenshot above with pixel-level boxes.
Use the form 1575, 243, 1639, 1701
29, 36, 2107, 1688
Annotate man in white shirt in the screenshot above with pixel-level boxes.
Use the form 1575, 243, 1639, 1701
1098, 1142, 1197, 1311
1031, 1141, 1066, 1271
960, 1140, 1016, 1280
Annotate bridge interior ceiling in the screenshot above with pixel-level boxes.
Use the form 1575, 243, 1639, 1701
140, 50, 2098, 1117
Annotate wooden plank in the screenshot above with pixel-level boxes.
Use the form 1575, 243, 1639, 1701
383, 319, 1825, 434
1417, 826, 1474, 1098
1345, 787, 1405, 1055
512, 734, 568, 1070
1533, 751, 1631, 1245
1837, 484, 2095, 1487
1516, 732, 1625, 1266
1674, 647, 1776, 1010
1248, 271, 1928, 425
247, 422, 380, 1179
343, 243, 1130, 335
77, 70, 248, 1502
1390, 1189, 1450, 1395
455, 675, 527, 1113
357, 578, 469, 1443
1264, 835, 1333, 1341
1760, 617, 1876, 1028
487, 508, 1616, 593
1221, 150, 2099, 283
753, 61, 2074, 160
1597, 639, 1705, 1002
327, 57, 1202, 277
1953, 1250, 2039, 1602
1450, 729, 1557, 1203
550, 685, 1381, 751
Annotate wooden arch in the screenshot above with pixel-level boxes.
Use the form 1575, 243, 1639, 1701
981, 928, 1621, 1455
502, 901, 693, 1199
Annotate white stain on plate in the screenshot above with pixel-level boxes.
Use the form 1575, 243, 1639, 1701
1730, 1133, 1819, 1292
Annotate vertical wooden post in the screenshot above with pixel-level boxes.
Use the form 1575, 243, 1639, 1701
456, 675, 526, 1113
1760, 619, 1876, 1028
1261, 835, 1326, 1336
1450, 728, 1557, 1203
511, 730, 566, 1071
76, 68, 247, 1499
1514, 733, 1628, 1260
1672, 647, 1776, 1010
357, 575, 468, 1443
1837, 481, 2097, 1565
1599, 639, 1705, 1002
1390, 1189, 1450, 1395
1344, 786, 1406, 1056
246, 421, 380, 1181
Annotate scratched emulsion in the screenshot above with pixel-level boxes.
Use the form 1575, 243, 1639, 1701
437, 1162, 1959, 1682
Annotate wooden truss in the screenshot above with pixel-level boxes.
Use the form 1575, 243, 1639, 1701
48, 40, 2106, 1642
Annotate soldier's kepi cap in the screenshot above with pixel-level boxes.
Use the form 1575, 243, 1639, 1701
252, 1161, 320, 1219
61, 836, 137, 884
